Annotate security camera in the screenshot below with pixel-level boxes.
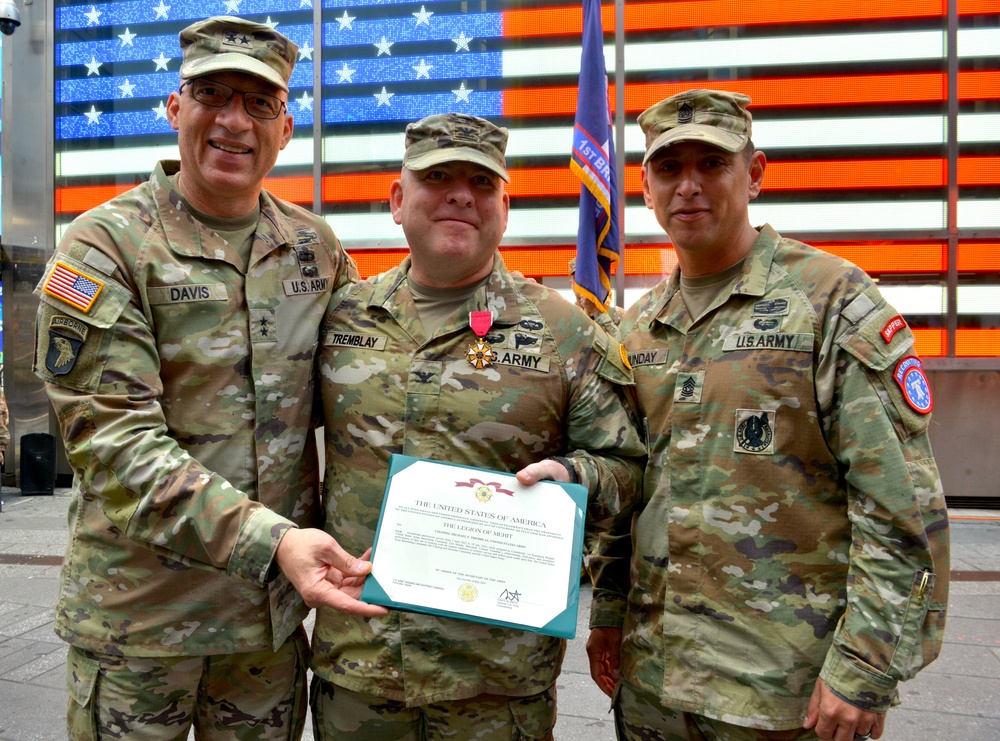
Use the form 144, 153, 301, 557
0, 0, 20, 36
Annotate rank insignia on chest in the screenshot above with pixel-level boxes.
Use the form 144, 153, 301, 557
673, 371, 705, 403
250, 308, 277, 344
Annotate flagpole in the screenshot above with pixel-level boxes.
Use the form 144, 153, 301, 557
614, 0, 626, 309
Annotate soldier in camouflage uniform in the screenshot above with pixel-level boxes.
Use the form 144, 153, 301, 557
586, 90, 950, 741
33, 17, 380, 741
310, 113, 646, 740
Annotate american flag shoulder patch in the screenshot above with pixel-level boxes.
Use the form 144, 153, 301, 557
43, 261, 105, 313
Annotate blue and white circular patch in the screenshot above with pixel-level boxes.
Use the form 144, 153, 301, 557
893, 355, 933, 414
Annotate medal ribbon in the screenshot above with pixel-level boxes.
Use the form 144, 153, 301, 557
466, 311, 497, 369
469, 310, 493, 337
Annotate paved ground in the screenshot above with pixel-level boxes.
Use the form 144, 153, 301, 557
1, 489, 997, 740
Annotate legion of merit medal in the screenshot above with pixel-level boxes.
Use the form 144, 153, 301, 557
466, 310, 497, 369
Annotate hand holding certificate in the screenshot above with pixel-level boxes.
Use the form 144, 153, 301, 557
360, 455, 586, 638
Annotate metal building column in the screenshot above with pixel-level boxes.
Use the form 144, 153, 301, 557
1, 0, 58, 486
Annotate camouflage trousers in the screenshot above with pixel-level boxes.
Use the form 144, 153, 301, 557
65, 628, 309, 740
615, 682, 818, 741
309, 677, 556, 740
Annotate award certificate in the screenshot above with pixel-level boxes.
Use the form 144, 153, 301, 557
360, 454, 586, 639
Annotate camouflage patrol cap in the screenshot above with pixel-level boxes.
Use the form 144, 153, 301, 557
179, 16, 298, 92
403, 113, 510, 182
638, 89, 752, 164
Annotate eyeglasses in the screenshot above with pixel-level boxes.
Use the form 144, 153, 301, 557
181, 78, 287, 120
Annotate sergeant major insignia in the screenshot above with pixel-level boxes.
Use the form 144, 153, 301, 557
46, 315, 88, 376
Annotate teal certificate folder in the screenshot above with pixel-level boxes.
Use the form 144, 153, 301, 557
360, 454, 586, 639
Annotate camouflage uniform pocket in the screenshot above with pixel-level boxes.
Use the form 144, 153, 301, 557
838, 303, 930, 441
65, 646, 101, 741
592, 329, 634, 385
888, 569, 936, 681
862, 364, 932, 441
33, 254, 131, 391
508, 684, 557, 739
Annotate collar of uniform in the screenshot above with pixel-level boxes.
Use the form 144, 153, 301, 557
150, 160, 298, 264
479, 252, 522, 327
152, 161, 218, 260
729, 224, 780, 298
650, 270, 686, 330
368, 258, 410, 308
650, 225, 780, 329
368, 252, 522, 327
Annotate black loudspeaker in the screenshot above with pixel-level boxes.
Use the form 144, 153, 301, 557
20, 433, 56, 496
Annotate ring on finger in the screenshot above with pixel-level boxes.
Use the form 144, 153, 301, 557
853, 734, 872, 740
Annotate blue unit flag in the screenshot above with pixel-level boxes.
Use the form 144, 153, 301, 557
570, 0, 620, 314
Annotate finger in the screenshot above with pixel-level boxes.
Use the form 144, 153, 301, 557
605, 656, 620, 682
802, 682, 821, 729
515, 463, 543, 486
870, 715, 886, 739
852, 723, 873, 739
315, 584, 389, 617
516, 459, 569, 486
337, 549, 374, 576
853, 712, 883, 740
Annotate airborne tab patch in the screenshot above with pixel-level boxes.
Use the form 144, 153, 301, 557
43, 261, 104, 313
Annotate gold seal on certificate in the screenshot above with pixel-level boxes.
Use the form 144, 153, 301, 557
360, 455, 587, 639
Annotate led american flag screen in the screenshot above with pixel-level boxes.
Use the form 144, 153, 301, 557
54, 1, 999, 357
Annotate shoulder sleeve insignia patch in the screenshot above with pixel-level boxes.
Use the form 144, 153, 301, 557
894, 354, 933, 414
46, 315, 89, 376
42, 261, 104, 313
